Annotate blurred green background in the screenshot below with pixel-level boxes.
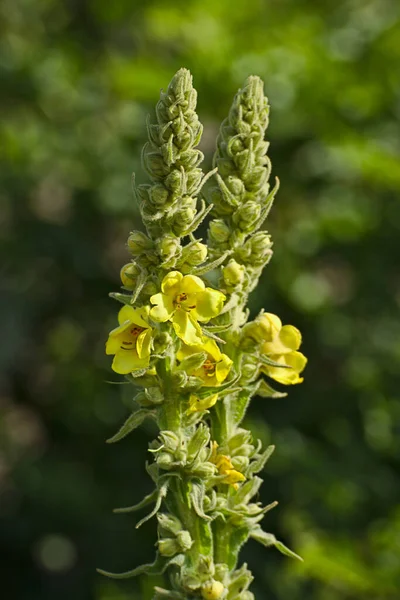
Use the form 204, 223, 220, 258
1, 0, 400, 598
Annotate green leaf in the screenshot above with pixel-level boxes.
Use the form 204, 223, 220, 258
189, 480, 211, 521
259, 355, 291, 369
257, 379, 287, 399
106, 409, 157, 443
232, 381, 260, 425
248, 445, 275, 475
250, 528, 303, 561
177, 352, 207, 372
193, 249, 232, 276
135, 479, 169, 528
113, 488, 158, 514
97, 552, 185, 580
109, 292, 133, 305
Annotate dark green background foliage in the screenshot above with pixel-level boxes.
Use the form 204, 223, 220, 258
1, 0, 399, 598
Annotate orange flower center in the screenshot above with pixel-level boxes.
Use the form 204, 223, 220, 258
175, 292, 196, 311
203, 359, 216, 376
120, 326, 145, 350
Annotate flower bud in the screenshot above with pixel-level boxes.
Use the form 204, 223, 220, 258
233, 201, 261, 231
127, 231, 153, 255
173, 207, 196, 234
191, 462, 217, 478
156, 452, 174, 470
157, 513, 183, 536
209, 219, 230, 244
248, 231, 273, 265
120, 263, 140, 289
231, 456, 249, 472
201, 580, 225, 600
158, 538, 180, 557
158, 235, 182, 262
150, 183, 170, 207
183, 242, 207, 266
142, 281, 158, 296
153, 332, 173, 354
226, 175, 245, 197
176, 530, 193, 551
222, 259, 245, 287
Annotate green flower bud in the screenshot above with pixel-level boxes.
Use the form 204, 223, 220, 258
127, 231, 153, 255
201, 580, 225, 600
191, 462, 217, 478
158, 235, 182, 262
142, 281, 158, 296
153, 332, 173, 354
150, 183, 170, 207
231, 456, 250, 472
159, 431, 180, 451
209, 219, 230, 243
120, 263, 140, 289
226, 175, 246, 197
157, 452, 174, 470
222, 259, 246, 287
176, 530, 193, 551
233, 201, 261, 231
157, 513, 183, 536
247, 231, 273, 265
158, 538, 180, 557
183, 242, 207, 266
173, 206, 196, 234
240, 359, 258, 380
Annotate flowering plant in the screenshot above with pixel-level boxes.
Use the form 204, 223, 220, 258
98, 69, 307, 600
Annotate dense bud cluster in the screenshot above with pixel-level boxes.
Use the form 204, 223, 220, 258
99, 69, 306, 599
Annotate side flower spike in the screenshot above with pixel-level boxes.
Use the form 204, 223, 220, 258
106, 305, 153, 374
150, 271, 225, 346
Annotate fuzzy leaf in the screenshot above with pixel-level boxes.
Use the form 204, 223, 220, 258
189, 480, 211, 521
109, 292, 133, 305
97, 552, 185, 580
232, 381, 260, 425
248, 445, 275, 475
135, 480, 169, 529
106, 409, 156, 443
259, 355, 291, 369
257, 379, 287, 399
250, 528, 303, 561
113, 488, 158, 514
193, 249, 232, 276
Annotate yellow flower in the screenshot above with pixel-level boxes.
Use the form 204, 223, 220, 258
209, 442, 245, 490
260, 315, 307, 385
187, 393, 219, 414
150, 271, 225, 346
177, 338, 232, 387
106, 305, 153, 374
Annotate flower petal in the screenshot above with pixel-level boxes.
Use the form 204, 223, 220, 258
117, 305, 136, 326
112, 349, 149, 374
137, 329, 152, 358
192, 289, 226, 322
180, 275, 205, 294
161, 271, 183, 295
215, 354, 233, 383
150, 293, 175, 322
173, 310, 204, 345
105, 333, 123, 355
187, 393, 218, 413
262, 325, 302, 355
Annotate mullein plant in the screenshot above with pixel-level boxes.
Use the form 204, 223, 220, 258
99, 69, 307, 600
